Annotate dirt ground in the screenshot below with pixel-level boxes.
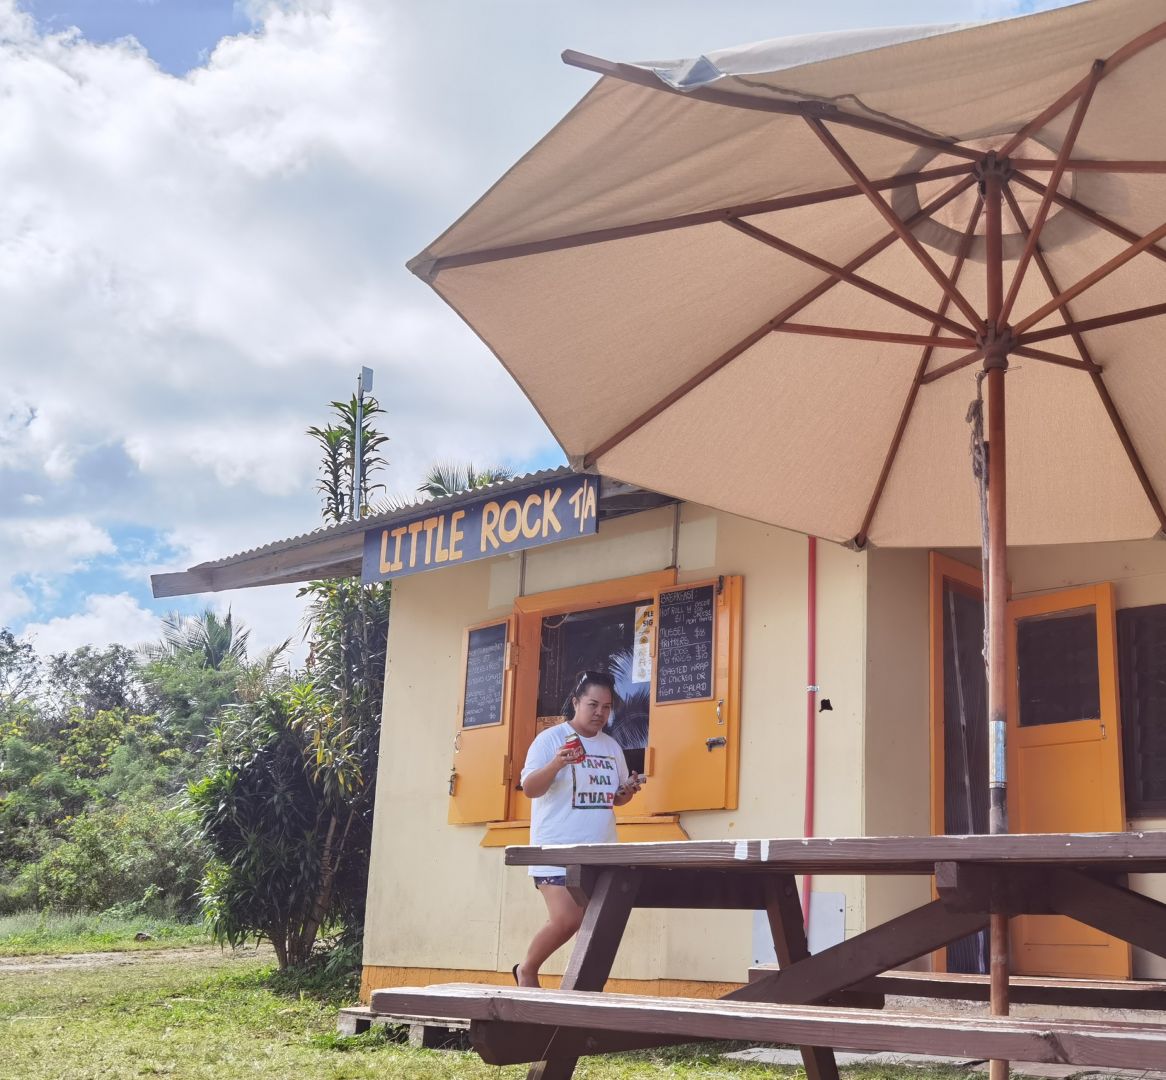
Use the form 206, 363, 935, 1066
0, 943, 273, 973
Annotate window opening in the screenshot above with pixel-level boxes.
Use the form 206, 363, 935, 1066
537, 600, 653, 773
1016, 607, 1100, 728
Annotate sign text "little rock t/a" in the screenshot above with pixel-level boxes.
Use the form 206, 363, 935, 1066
360, 474, 598, 583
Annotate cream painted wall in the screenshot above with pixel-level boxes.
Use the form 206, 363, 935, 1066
863, 548, 933, 942
363, 554, 512, 973
364, 503, 874, 983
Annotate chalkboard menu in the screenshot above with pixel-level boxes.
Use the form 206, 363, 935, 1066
462, 623, 507, 728
656, 585, 716, 704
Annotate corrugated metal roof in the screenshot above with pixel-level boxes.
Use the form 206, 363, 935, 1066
192, 465, 575, 571
151, 470, 675, 598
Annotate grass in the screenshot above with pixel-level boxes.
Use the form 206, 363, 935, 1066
0, 939, 978, 1080
0, 909, 211, 955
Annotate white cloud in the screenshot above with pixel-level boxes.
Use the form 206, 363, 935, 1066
0, 585, 33, 627
0, 0, 555, 651
0, 516, 114, 575
21, 593, 163, 654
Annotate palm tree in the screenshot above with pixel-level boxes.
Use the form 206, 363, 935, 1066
417, 461, 515, 499
140, 609, 251, 670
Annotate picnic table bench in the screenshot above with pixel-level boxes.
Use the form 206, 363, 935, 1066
371, 832, 1166, 1079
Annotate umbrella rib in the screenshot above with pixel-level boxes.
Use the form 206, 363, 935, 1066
1010, 172, 1166, 267
1003, 186, 1166, 532
1013, 159, 1166, 173
1004, 183, 1095, 362
774, 324, 975, 349
581, 174, 977, 468
806, 117, 983, 328
1092, 376, 1166, 533
1019, 302, 1166, 344
1009, 345, 1098, 371
1013, 217, 1166, 335
999, 61, 1104, 326
562, 50, 982, 161
725, 218, 975, 336
998, 18, 1166, 158
918, 348, 985, 385
921, 345, 1095, 383
854, 197, 984, 548
417, 165, 970, 277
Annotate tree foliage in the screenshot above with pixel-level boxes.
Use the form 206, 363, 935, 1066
0, 629, 37, 703
0, 614, 265, 919
191, 397, 389, 967
307, 395, 388, 523
418, 460, 515, 499
19, 800, 205, 917
38, 645, 145, 742
190, 691, 324, 967
140, 609, 251, 669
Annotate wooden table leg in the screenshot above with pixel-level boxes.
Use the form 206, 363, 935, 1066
526, 868, 640, 1080
736, 896, 989, 1006
1047, 868, 1166, 957
763, 874, 840, 1080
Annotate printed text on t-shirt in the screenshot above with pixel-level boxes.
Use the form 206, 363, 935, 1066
571, 755, 618, 810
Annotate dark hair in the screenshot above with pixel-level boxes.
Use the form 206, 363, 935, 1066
562, 670, 616, 719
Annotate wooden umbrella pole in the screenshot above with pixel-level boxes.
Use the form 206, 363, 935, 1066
978, 153, 1011, 1080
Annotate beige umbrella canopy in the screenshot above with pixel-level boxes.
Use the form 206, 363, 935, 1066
410, 0, 1166, 550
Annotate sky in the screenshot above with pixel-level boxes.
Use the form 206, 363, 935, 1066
1, 0, 1072, 660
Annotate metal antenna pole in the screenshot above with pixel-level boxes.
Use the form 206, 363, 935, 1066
353, 366, 374, 521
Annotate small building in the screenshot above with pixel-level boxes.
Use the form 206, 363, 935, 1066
155, 467, 1166, 994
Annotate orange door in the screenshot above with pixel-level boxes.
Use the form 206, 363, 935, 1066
1005, 583, 1130, 978
447, 617, 517, 825
643, 577, 743, 813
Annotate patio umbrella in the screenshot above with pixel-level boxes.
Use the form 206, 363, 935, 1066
409, 0, 1166, 1067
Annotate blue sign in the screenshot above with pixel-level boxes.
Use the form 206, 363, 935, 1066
361, 474, 598, 583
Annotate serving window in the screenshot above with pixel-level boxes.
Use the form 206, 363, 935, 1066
537, 601, 653, 773
446, 570, 743, 829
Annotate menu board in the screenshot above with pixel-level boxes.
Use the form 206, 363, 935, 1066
656, 585, 715, 704
462, 623, 507, 728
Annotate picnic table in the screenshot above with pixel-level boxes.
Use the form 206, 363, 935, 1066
373, 832, 1166, 1079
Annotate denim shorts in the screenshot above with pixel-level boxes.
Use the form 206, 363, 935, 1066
532, 875, 567, 888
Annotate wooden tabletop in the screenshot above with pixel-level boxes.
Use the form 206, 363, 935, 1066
505, 832, 1166, 874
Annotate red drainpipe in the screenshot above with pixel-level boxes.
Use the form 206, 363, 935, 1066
802, 536, 818, 931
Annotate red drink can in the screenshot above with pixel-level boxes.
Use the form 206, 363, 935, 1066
563, 734, 585, 764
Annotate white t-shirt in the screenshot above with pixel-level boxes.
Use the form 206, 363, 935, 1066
521, 721, 630, 877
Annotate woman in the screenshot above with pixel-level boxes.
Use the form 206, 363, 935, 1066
514, 670, 643, 988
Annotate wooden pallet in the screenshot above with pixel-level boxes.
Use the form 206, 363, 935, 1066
337, 1004, 470, 1048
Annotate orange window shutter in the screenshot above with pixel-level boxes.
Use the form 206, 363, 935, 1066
644, 576, 743, 813
447, 616, 517, 825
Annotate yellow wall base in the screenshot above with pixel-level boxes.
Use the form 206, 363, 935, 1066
360, 964, 742, 1004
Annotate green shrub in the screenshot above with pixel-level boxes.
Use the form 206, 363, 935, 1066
22, 799, 207, 917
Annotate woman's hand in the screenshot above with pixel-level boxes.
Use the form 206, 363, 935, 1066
613, 773, 644, 806
520, 748, 574, 799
